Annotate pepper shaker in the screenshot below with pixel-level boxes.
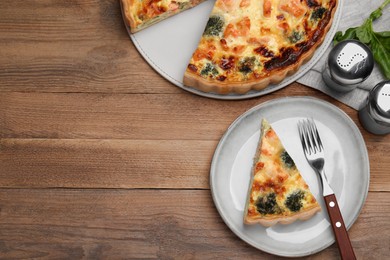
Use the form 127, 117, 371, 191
359, 80, 390, 135
322, 40, 374, 92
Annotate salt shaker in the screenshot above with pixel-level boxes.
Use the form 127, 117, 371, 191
359, 80, 390, 135
322, 40, 374, 92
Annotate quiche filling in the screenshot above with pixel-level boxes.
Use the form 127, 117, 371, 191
244, 119, 321, 226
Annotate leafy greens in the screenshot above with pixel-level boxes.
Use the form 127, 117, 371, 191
333, 0, 390, 79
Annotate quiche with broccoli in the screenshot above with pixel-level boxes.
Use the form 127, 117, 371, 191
184, 0, 338, 94
244, 119, 321, 226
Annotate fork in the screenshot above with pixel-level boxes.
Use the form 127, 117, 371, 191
298, 118, 356, 260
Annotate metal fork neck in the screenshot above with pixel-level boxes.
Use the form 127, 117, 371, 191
318, 168, 334, 196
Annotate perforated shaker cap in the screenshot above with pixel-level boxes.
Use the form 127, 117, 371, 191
328, 40, 374, 85
370, 80, 390, 118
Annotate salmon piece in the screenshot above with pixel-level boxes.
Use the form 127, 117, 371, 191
278, 21, 290, 31
263, 0, 272, 17
193, 42, 216, 61
224, 17, 251, 38
232, 45, 246, 54
240, 0, 251, 8
237, 16, 251, 36
216, 0, 237, 11
266, 128, 276, 138
280, 0, 306, 17
247, 36, 271, 45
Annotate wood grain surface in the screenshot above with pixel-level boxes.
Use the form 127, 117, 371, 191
0, 0, 389, 259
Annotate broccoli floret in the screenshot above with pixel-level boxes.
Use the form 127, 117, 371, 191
239, 57, 257, 74
288, 31, 304, 44
281, 150, 296, 169
285, 190, 305, 212
311, 7, 327, 20
203, 16, 224, 37
200, 63, 219, 77
255, 193, 282, 215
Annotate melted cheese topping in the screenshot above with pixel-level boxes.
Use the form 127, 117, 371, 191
186, 0, 336, 83
246, 119, 319, 219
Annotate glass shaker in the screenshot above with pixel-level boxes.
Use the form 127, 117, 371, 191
359, 80, 390, 135
322, 40, 374, 92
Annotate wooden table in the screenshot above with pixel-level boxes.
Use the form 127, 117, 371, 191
0, 1, 389, 259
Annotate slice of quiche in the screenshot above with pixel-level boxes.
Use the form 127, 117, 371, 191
244, 119, 321, 226
121, 0, 206, 33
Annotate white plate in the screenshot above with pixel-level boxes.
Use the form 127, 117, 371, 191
210, 97, 369, 257
124, 1, 343, 100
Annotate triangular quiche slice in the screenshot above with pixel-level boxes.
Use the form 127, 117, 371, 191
244, 119, 321, 226
121, 0, 206, 33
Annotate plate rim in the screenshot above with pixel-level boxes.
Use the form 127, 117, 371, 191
127, 0, 344, 100
209, 96, 370, 257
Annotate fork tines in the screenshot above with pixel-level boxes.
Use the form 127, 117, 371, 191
298, 118, 323, 155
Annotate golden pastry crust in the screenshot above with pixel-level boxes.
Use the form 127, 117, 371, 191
184, 64, 291, 94
184, 0, 338, 94
121, 0, 135, 33
244, 206, 321, 226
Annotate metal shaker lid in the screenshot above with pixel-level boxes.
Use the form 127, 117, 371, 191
328, 40, 374, 85
370, 80, 390, 119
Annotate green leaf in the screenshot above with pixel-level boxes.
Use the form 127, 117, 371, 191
333, 27, 358, 45
370, 35, 390, 79
376, 31, 390, 37
375, 31, 390, 49
356, 20, 372, 44
371, 31, 390, 79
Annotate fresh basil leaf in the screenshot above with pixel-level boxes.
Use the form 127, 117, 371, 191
371, 31, 390, 79
356, 20, 372, 44
370, 36, 390, 79
333, 27, 358, 45
376, 31, 390, 37
375, 31, 390, 48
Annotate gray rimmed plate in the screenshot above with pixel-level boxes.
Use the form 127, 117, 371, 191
124, 1, 343, 100
210, 96, 369, 257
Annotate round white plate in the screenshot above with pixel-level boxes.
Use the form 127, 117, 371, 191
124, 1, 343, 100
210, 97, 369, 257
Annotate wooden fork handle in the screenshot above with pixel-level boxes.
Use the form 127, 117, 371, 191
324, 194, 356, 260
